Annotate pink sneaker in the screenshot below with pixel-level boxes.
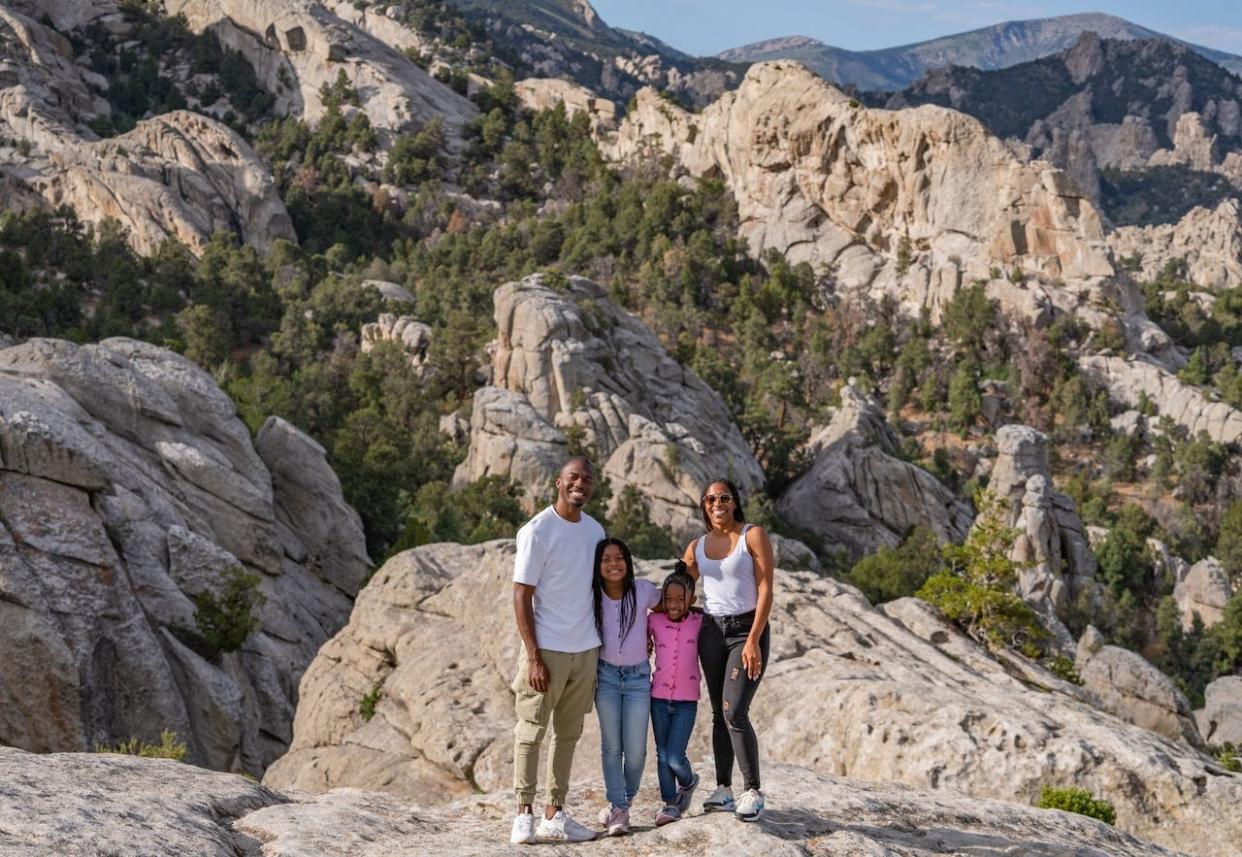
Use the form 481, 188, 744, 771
599, 805, 630, 836
655, 805, 681, 826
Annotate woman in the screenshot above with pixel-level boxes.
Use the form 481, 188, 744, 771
682, 478, 774, 822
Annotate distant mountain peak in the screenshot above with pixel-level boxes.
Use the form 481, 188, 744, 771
716, 11, 1242, 90
718, 35, 826, 60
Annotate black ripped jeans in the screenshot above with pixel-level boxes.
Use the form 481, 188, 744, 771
698, 610, 770, 792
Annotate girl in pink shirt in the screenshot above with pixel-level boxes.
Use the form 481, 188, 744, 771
647, 563, 703, 825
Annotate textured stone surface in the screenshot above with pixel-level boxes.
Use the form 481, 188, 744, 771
1079, 354, 1242, 445
455, 274, 764, 542
1077, 644, 1203, 746
988, 425, 1098, 646
164, 0, 477, 135
1173, 558, 1234, 631
0, 337, 367, 774
515, 77, 617, 131
1110, 200, 1242, 290
266, 540, 1242, 856
776, 385, 973, 560
0, 7, 294, 255
0, 748, 1182, 857
1198, 676, 1242, 746
359, 314, 432, 372
604, 61, 1114, 301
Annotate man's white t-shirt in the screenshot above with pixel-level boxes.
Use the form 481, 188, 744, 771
513, 505, 605, 653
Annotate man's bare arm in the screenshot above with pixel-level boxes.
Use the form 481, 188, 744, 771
513, 582, 549, 692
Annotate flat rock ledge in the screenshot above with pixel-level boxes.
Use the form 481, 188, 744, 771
0, 749, 1183, 857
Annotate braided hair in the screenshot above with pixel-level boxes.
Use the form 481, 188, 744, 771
662, 560, 696, 601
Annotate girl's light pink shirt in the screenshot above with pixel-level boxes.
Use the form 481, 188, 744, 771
648, 611, 703, 701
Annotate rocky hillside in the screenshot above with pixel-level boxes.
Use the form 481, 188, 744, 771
718, 12, 1242, 90
0, 337, 369, 774
875, 33, 1242, 225
265, 541, 1242, 856
1, 747, 1185, 857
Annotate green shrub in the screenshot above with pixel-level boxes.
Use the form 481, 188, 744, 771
97, 729, 188, 761
848, 527, 942, 605
1035, 786, 1116, 825
194, 567, 265, 655
1045, 655, 1081, 685
359, 683, 383, 722
1212, 742, 1241, 773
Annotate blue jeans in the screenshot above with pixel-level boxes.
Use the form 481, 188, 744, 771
650, 697, 697, 804
595, 660, 651, 809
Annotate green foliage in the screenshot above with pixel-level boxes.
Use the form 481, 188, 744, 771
1094, 505, 1156, 596
1035, 786, 1116, 825
1212, 742, 1241, 773
97, 729, 188, 761
1217, 500, 1242, 590
917, 493, 1049, 657
608, 484, 677, 559
847, 527, 942, 605
359, 683, 383, 722
1045, 655, 1082, 685
193, 568, 265, 655
389, 476, 526, 557
942, 282, 996, 358
384, 118, 447, 185
947, 359, 980, 434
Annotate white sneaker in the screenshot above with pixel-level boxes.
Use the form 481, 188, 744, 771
702, 785, 734, 813
735, 788, 765, 822
535, 810, 597, 843
510, 811, 536, 844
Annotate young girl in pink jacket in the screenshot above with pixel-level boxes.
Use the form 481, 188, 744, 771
646, 563, 703, 825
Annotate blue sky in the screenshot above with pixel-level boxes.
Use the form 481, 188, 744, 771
591, 1, 1242, 57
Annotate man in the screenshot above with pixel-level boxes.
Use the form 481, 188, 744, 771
510, 456, 604, 844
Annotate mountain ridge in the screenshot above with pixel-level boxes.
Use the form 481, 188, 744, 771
717, 12, 1242, 90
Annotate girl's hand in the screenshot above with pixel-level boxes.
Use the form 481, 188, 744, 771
742, 638, 762, 680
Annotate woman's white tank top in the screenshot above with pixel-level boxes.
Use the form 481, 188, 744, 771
695, 524, 758, 616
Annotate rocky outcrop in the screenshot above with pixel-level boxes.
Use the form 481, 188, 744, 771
515, 78, 617, 131
2, 748, 1182, 857
1076, 642, 1203, 746
1198, 675, 1242, 745
1174, 558, 1235, 630
776, 385, 973, 560
1109, 199, 1242, 290
455, 274, 764, 542
988, 425, 1098, 644
0, 7, 294, 255
360, 314, 432, 372
268, 540, 1242, 856
604, 61, 1114, 310
1079, 354, 1242, 445
0, 337, 368, 773
164, 0, 477, 135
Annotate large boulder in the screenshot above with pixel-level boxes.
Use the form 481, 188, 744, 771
0, 8, 294, 255
515, 78, 618, 131
0, 337, 369, 773
604, 61, 1114, 304
1076, 643, 1203, 747
359, 314, 432, 372
775, 385, 973, 560
266, 540, 1242, 856
1174, 558, 1235, 630
1079, 354, 1242, 445
455, 274, 764, 543
988, 425, 1098, 643
1197, 675, 1242, 746
1, 748, 1181, 857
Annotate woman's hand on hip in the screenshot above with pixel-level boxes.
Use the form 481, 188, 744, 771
741, 638, 762, 680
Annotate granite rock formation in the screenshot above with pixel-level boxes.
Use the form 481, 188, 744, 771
1109, 199, 1242, 290
0, 337, 368, 773
987, 425, 1098, 646
776, 385, 973, 560
0, 6, 294, 255
1, 747, 1183, 857
266, 540, 1242, 856
454, 273, 764, 542
604, 61, 1115, 317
